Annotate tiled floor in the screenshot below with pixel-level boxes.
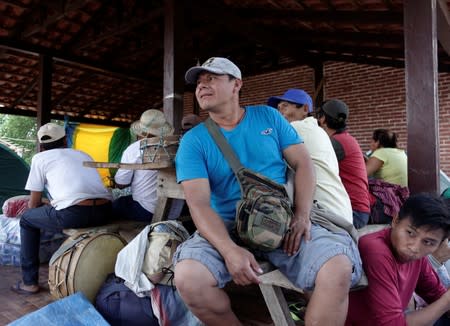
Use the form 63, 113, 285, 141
0, 264, 53, 325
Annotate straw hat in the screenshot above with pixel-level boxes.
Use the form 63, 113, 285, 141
130, 109, 174, 137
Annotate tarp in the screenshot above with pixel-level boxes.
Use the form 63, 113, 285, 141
0, 143, 29, 213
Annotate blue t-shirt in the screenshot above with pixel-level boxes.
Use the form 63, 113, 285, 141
175, 105, 302, 221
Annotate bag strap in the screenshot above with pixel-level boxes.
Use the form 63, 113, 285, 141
204, 117, 243, 177
49, 233, 90, 265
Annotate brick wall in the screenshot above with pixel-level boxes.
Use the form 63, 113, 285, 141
183, 62, 450, 176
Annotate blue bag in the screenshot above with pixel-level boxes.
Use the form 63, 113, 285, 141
95, 274, 159, 326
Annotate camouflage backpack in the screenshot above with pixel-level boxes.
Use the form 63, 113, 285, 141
205, 118, 292, 251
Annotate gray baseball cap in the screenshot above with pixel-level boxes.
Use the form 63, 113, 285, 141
185, 57, 242, 84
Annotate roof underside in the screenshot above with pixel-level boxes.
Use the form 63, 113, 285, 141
0, 0, 449, 125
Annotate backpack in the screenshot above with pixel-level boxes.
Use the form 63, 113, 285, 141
142, 221, 190, 285
235, 169, 293, 251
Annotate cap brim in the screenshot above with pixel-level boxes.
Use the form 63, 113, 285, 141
267, 96, 286, 109
267, 95, 314, 113
185, 66, 237, 84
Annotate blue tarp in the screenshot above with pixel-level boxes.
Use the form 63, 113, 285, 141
8, 292, 109, 326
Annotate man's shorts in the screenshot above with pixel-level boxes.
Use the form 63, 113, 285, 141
173, 222, 363, 291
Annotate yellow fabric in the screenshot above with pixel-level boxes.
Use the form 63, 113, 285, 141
73, 124, 118, 185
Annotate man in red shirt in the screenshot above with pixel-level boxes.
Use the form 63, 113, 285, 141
317, 99, 371, 228
346, 193, 450, 325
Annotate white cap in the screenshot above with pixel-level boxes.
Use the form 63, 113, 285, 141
185, 57, 242, 84
37, 123, 66, 143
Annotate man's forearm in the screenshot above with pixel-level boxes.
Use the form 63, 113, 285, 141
293, 163, 315, 220
189, 205, 238, 254
406, 292, 450, 326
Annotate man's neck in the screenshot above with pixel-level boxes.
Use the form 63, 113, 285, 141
209, 105, 245, 130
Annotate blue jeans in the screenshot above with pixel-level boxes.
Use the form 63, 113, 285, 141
20, 202, 111, 285
112, 195, 153, 222
353, 210, 370, 229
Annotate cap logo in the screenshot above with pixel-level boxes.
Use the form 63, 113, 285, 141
261, 128, 273, 135
203, 57, 215, 67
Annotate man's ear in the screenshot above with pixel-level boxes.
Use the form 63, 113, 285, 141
233, 79, 243, 93
392, 215, 400, 227
303, 105, 309, 115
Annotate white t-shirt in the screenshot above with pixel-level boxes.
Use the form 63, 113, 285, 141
114, 140, 158, 213
291, 117, 353, 223
25, 148, 112, 210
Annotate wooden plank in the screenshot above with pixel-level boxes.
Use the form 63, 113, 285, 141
259, 270, 303, 293
404, 0, 440, 194
83, 161, 173, 170
152, 196, 170, 222
259, 284, 295, 326
157, 170, 185, 199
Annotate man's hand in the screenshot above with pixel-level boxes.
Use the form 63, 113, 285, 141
433, 239, 450, 265
283, 216, 311, 256
223, 245, 263, 285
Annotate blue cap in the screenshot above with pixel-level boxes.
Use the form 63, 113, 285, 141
267, 89, 314, 113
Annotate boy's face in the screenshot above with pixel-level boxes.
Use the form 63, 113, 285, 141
391, 216, 445, 263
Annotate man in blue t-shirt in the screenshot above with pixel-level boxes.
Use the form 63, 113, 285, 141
174, 57, 362, 325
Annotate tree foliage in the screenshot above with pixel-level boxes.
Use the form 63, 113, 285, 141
0, 114, 37, 164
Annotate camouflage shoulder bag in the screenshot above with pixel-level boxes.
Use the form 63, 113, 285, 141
205, 118, 292, 251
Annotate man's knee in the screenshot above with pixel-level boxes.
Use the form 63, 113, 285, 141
174, 259, 217, 300
316, 255, 353, 291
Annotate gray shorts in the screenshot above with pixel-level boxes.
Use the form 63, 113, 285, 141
173, 223, 363, 291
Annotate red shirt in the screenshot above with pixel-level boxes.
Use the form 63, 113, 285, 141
346, 229, 446, 325
332, 132, 370, 213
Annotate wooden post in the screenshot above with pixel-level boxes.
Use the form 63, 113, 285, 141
36, 54, 52, 152
163, 0, 184, 134
404, 0, 440, 194
313, 61, 324, 109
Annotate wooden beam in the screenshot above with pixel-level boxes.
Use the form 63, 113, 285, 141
22, 0, 92, 38
192, 5, 402, 25
36, 54, 52, 128
10, 77, 37, 108
437, 0, 450, 56
0, 106, 129, 127
0, 40, 155, 84
163, 0, 184, 134
312, 61, 324, 108
404, 0, 440, 194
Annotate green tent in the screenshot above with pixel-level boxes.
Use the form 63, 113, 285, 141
0, 143, 30, 213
